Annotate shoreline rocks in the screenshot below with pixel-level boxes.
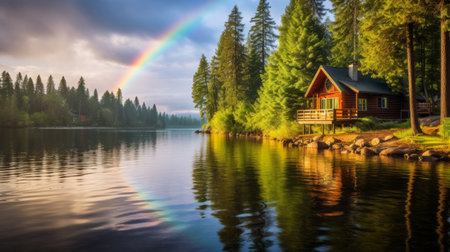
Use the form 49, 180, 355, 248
195, 130, 449, 162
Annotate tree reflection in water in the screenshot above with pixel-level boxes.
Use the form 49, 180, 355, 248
192, 134, 449, 251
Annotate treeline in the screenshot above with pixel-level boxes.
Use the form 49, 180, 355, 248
0, 71, 202, 128
192, 0, 450, 137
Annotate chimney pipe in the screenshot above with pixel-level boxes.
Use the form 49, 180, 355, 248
349, 63, 358, 81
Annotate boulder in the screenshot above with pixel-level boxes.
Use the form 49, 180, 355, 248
350, 135, 363, 143
360, 147, 376, 156
345, 144, 357, 152
379, 147, 407, 156
281, 139, 292, 146
430, 120, 441, 127
421, 150, 441, 158
355, 138, 367, 148
194, 130, 201, 134
313, 135, 324, 142
331, 143, 343, 150
306, 141, 329, 150
370, 137, 382, 146
404, 153, 419, 160
325, 137, 339, 146
384, 135, 397, 141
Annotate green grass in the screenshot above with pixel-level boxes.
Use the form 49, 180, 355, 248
394, 128, 450, 149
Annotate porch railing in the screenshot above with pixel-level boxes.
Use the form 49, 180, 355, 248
297, 109, 358, 122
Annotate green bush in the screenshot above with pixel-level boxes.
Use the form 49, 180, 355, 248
441, 117, 450, 140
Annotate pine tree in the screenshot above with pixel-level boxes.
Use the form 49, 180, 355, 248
14, 73, 22, 95
192, 54, 210, 120
217, 6, 249, 108
76, 77, 88, 116
35, 75, 44, 96
1, 71, 13, 98
206, 53, 222, 121
247, 0, 277, 102
253, 0, 329, 130
329, 0, 362, 67
26, 77, 35, 97
46, 75, 56, 94
58, 76, 68, 99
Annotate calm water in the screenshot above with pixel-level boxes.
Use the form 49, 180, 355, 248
0, 129, 448, 251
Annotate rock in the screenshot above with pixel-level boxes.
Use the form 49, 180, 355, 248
281, 139, 292, 146
384, 135, 397, 141
194, 130, 201, 134
313, 135, 324, 142
306, 141, 329, 150
360, 147, 376, 156
370, 137, 382, 146
331, 143, 343, 150
294, 139, 303, 146
421, 150, 441, 158
430, 120, 441, 127
379, 147, 407, 156
419, 156, 439, 162
355, 138, 367, 148
341, 150, 352, 154
345, 144, 357, 152
325, 137, 339, 146
404, 153, 419, 160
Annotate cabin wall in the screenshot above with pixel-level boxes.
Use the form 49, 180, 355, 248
357, 94, 401, 119
311, 77, 342, 109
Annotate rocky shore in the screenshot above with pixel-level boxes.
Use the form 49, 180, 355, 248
195, 129, 450, 162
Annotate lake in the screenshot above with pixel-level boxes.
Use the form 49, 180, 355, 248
0, 128, 448, 251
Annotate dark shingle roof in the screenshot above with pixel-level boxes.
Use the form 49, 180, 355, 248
322, 65, 394, 95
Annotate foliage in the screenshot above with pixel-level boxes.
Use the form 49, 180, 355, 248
441, 117, 450, 139
247, 0, 277, 102
252, 0, 329, 131
192, 54, 210, 120
0, 71, 201, 128
329, 0, 362, 67
217, 6, 249, 108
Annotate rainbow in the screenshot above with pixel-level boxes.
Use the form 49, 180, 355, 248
114, 0, 227, 92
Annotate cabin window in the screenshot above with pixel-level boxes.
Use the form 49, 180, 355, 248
321, 98, 339, 109
358, 98, 367, 111
378, 97, 388, 109
325, 79, 333, 91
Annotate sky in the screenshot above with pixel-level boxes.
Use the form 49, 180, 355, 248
0, 0, 331, 114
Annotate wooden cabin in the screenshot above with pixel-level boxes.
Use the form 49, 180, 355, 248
298, 64, 402, 126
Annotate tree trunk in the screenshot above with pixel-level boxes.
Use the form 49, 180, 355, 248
406, 23, 422, 135
441, 12, 450, 123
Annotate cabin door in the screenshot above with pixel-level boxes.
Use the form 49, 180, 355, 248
321, 98, 339, 109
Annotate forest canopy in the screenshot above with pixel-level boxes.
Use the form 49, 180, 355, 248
192, 0, 450, 137
0, 71, 202, 128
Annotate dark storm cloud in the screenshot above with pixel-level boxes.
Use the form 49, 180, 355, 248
0, 0, 217, 64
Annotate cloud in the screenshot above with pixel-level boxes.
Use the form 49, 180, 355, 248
0, 0, 293, 113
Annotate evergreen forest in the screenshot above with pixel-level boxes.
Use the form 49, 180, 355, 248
0, 72, 202, 128
192, 0, 450, 137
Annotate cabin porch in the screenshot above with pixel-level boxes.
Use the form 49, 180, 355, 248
297, 108, 358, 134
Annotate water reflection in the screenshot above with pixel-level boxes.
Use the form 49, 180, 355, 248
192, 134, 450, 251
0, 129, 448, 251
0, 129, 198, 251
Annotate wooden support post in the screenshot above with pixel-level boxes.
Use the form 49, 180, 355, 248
322, 124, 325, 135
309, 125, 312, 134
303, 124, 305, 135
333, 124, 336, 134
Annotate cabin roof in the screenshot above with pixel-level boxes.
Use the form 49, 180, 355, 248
305, 66, 395, 97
